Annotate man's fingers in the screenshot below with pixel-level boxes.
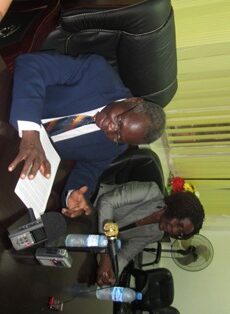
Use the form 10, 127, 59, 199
44, 160, 51, 177
109, 275, 116, 285
97, 272, 114, 286
39, 160, 51, 178
85, 206, 92, 216
28, 159, 42, 179
9, 153, 51, 180
62, 205, 92, 218
96, 276, 103, 287
10, 154, 33, 179
8, 154, 24, 172
61, 208, 72, 218
8, 163, 15, 172
20, 161, 33, 179
61, 208, 71, 217
62, 207, 84, 218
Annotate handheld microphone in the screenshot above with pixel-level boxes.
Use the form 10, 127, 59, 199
8, 211, 67, 251
103, 221, 119, 282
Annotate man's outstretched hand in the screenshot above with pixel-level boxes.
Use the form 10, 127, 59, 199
8, 130, 51, 179
62, 185, 92, 218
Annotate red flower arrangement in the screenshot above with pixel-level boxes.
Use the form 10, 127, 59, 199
170, 176, 185, 193
167, 175, 199, 196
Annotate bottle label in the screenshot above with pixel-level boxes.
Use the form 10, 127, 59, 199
86, 235, 99, 247
111, 287, 125, 302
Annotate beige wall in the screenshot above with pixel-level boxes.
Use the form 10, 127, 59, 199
159, 216, 230, 314
149, 2, 230, 312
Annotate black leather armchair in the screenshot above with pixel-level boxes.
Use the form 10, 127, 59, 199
114, 262, 177, 314
42, 0, 177, 107
94, 145, 166, 193
131, 267, 174, 312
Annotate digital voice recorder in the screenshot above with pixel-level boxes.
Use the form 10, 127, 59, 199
8, 211, 67, 251
35, 248, 72, 268
9, 219, 48, 250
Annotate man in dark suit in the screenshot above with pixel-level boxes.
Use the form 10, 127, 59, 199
8, 52, 165, 218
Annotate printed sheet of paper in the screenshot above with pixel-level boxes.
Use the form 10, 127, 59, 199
14, 126, 60, 219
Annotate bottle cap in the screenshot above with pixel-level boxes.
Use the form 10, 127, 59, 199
136, 292, 142, 300
116, 239, 121, 249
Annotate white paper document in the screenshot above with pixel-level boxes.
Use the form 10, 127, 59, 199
14, 126, 61, 219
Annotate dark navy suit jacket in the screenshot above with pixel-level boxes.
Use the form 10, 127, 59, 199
10, 52, 132, 203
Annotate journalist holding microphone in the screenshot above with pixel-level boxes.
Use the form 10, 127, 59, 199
96, 181, 205, 286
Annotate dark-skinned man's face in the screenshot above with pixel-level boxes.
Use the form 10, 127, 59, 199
94, 101, 149, 145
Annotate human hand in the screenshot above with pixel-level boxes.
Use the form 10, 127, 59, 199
8, 130, 51, 179
61, 186, 92, 218
0, 0, 13, 21
97, 254, 116, 287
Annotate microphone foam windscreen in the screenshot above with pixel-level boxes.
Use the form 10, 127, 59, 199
41, 212, 67, 241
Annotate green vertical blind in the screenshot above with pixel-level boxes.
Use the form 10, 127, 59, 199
165, 0, 230, 215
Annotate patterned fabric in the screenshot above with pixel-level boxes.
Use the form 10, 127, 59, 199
43, 114, 95, 137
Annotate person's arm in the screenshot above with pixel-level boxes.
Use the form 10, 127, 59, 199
61, 158, 114, 218
117, 236, 158, 274
8, 53, 98, 178
62, 140, 126, 218
96, 238, 148, 287
97, 234, 161, 286
10, 53, 93, 128
97, 181, 161, 233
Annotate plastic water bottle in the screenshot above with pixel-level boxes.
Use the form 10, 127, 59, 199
96, 286, 142, 303
69, 284, 142, 303
65, 234, 121, 249
65, 234, 108, 247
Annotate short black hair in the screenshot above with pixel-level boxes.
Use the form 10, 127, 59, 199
128, 100, 166, 143
164, 191, 205, 238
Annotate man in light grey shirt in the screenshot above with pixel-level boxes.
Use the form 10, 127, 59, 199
96, 181, 205, 286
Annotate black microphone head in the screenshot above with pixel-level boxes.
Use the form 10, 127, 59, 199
41, 212, 67, 242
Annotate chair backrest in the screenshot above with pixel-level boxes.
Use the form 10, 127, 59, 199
90, 146, 166, 203
113, 265, 175, 314
0, 0, 61, 72
152, 306, 180, 314
131, 267, 174, 312
99, 146, 165, 192
42, 0, 177, 107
